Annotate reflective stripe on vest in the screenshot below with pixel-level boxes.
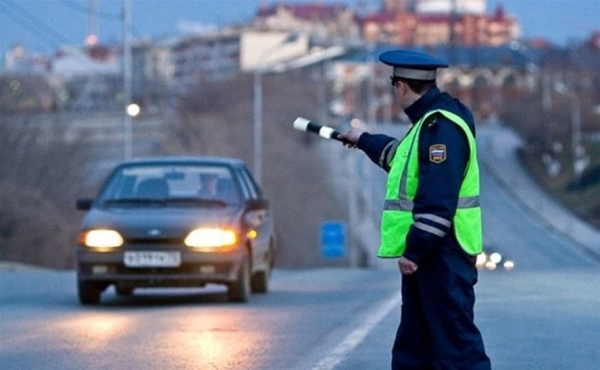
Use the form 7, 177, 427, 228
377, 109, 483, 258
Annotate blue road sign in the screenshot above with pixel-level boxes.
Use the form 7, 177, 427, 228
321, 221, 346, 258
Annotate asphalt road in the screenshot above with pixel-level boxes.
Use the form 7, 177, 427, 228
2, 124, 600, 369
2, 267, 600, 369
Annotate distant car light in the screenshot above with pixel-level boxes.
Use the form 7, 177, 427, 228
503, 260, 515, 270
185, 228, 237, 248
81, 229, 123, 248
489, 252, 502, 264
485, 261, 497, 270
475, 253, 487, 267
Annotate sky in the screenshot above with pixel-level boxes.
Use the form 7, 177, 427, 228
1, 0, 599, 57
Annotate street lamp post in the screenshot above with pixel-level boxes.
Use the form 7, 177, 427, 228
555, 83, 586, 179
122, 0, 133, 159
252, 33, 298, 184
253, 69, 263, 184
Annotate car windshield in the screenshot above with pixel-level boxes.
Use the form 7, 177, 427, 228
97, 163, 241, 207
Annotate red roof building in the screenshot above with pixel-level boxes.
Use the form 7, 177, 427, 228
361, 4, 520, 46
254, 2, 520, 47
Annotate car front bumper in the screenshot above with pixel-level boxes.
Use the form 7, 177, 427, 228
76, 246, 245, 288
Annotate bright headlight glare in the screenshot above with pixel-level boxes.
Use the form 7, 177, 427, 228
82, 229, 123, 248
185, 228, 237, 248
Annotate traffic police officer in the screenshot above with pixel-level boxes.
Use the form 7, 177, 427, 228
339, 49, 492, 369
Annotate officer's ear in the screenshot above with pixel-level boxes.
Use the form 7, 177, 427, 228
395, 80, 407, 95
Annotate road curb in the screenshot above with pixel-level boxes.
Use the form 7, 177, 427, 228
0, 261, 49, 272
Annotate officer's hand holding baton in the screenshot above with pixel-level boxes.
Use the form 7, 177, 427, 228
337, 129, 364, 149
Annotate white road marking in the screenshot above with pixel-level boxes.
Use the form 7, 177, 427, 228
311, 291, 402, 370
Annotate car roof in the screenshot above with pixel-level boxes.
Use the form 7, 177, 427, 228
117, 156, 247, 168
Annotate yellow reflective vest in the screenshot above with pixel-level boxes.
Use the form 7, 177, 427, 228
378, 109, 483, 258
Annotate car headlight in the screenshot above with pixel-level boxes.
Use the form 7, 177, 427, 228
80, 229, 123, 248
185, 228, 237, 248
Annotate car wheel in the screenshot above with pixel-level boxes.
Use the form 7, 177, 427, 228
78, 280, 101, 305
228, 250, 251, 303
115, 285, 134, 296
251, 246, 273, 294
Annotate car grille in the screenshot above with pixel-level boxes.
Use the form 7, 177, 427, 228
124, 237, 183, 245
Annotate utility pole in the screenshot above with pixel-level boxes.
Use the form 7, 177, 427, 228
252, 33, 299, 184
448, 0, 458, 63
123, 0, 133, 159
87, 0, 99, 46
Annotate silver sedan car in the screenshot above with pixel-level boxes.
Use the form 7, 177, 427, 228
75, 156, 276, 304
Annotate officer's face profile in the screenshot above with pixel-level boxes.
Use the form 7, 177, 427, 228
392, 79, 415, 110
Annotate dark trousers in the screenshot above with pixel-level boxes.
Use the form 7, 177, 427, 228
391, 248, 491, 370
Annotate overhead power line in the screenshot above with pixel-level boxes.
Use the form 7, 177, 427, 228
57, 0, 121, 19
1, 0, 72, 46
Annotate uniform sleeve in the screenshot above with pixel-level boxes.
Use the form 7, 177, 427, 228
402, 117, 470, 264
357, 133, 399, 173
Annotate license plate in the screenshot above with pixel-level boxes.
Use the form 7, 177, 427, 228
124, 251, 181, 267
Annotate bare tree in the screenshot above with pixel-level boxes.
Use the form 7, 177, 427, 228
0, 113, 94, 268
165, 68, 348, 267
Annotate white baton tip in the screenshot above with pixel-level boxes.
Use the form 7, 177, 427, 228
320, 126, 335, 139
293, 117, 310, 131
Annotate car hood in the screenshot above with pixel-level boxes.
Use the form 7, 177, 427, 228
80, 206, 243, 239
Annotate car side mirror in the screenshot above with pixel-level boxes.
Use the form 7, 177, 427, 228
244, 199, 268, 227
76, 198, 94, 211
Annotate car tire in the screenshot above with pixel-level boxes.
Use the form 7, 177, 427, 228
78, 280, 101, 305
251, 271, 269, 293
251, 245, 273, 294
228, 250, 251, 303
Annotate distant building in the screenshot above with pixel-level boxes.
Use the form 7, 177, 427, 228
131, 39, 177, 107
254, 3, 362, 44
170, 31, 241, 94
240, 31, 310, 72
3, 44, 52, 73
380, 0, 487, 14
415, 0, 486, 14
51, 46, 121, 110
384, 0, 413, 12
52, 46, 121, 77
588, 31, 600, 49
252, 1, 519, 47
362, 1, 519, 46
330, 45, 540, 123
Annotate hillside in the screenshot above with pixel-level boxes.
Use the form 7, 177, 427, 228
0, 67, 352, 269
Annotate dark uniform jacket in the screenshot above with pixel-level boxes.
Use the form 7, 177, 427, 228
356, 86, 476, 264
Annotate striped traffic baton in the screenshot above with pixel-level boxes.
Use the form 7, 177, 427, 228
293, 117, 350, 144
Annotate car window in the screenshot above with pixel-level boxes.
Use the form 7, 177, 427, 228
235, 169, 252, 199
98, 164, 241, 204
237, 167, 261, 199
